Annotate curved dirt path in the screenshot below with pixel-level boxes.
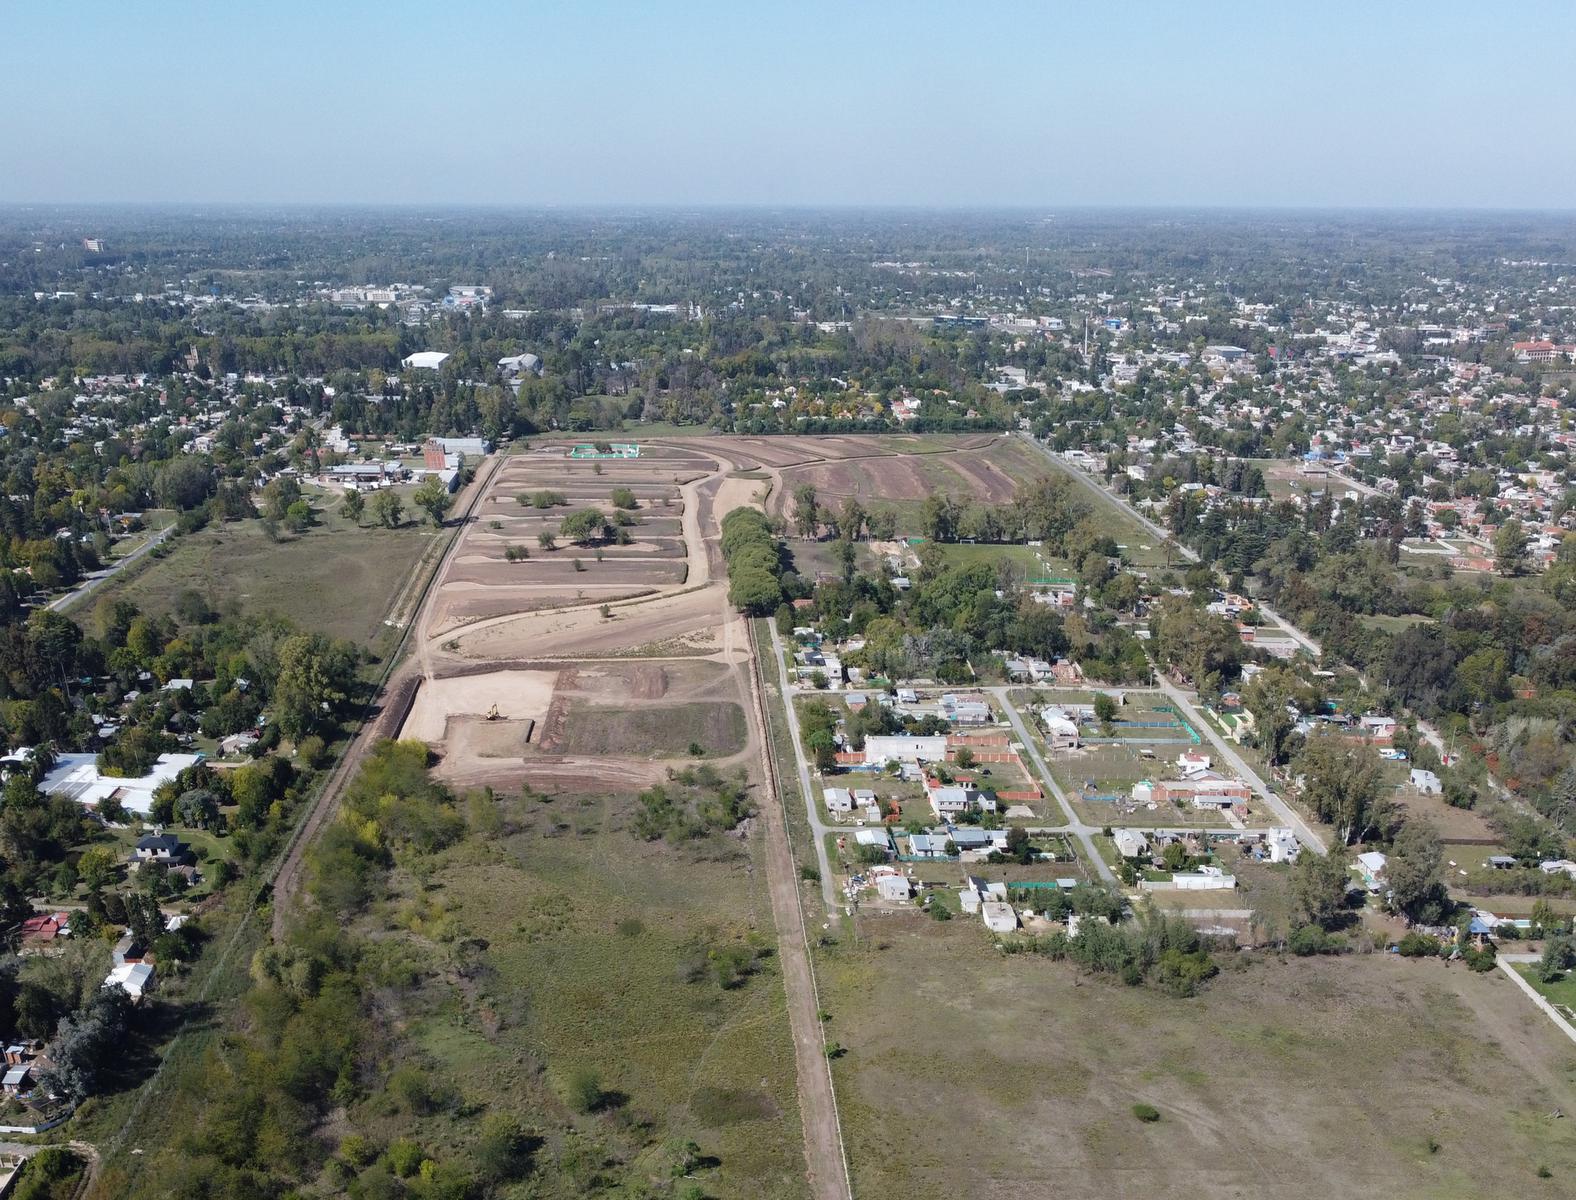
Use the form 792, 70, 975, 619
310, 441, 852, 1198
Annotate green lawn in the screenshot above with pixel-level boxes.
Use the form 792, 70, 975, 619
1519, 964, 1576, 1013
928, 541, 1071, 577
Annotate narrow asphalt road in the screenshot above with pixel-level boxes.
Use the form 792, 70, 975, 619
1152, 676, 1326, 853
1018, 431, 1199, 563
990, 688, 1118, 884
49, 526, 176, 613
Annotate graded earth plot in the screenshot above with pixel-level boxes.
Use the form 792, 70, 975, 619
402, 658, 752, 796
666, 432, 1047, 523
426, 442, 716, 635
395, 436, 776, 802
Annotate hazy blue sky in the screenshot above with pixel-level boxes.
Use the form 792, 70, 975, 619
5, 0, 1572, 208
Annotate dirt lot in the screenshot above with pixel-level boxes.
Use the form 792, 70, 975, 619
400, 669, 558, 741
766, 434, 1049, 520
820, 923, 1576, 1200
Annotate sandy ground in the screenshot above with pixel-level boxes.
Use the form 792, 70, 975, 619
400, 669, 558, 740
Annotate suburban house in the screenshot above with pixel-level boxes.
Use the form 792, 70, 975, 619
1133, 777, 1252, 807
111, 934, 145, 967
853, 827, 894, 857
1, 1063, 31, 1097
1113, 829, 1150, 858
1358, 715, 1398, 743
17, 912, 70, 956
1040, 707, 1080, 750
823, 787, 853, 816
863, 735, 948, 766
1356, 851, 1388, 890
981, 901, 1018, 933
134, 832, 190, 866
104, 961, 155, 1001
927, 782, 996, 819
1177, 750, 1212, 777
1409, 768, 1443, 795
939, 694, 992, 725
1264, 827, 1301, 863
873, 872, 912, 902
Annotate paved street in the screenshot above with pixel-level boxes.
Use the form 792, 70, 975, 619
48, 526, 176, 613
989, 687, 1118, 883
1152, 675, 1326, 852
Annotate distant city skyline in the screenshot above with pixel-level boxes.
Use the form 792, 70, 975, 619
5, 0, 1574, 209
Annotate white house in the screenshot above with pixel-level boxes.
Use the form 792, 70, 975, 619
104, 961, 155, 1000
853, 828, 894, 856
1177, 750, 1212, 777
1409, 768, 1443, 795
1265, 827, 1300, 864
1040, 708, 1080, 750
928, 785, 995, 819
40, 752, 203, 817
401, 351, 450, 371
981, 901, 1018, 933
823, 787, 853, 815
497, 352, 542, 379
1359, 715, 1398, 740
1356, 851, 1388, 890
1113, 828, 1150, 858
864, 735, 947, 765
874, 873, 912, 902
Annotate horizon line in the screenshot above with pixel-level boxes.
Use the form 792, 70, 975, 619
3, 200, 1576, 217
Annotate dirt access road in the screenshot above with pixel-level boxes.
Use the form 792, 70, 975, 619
298, 439, 852, 1199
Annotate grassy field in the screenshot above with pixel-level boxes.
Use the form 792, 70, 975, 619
1035, 463, 1177, 569
817, 921, 1576, 1199
79, 498, 435, 647
926, 542, 1073, 578
366, 790, 808, 1198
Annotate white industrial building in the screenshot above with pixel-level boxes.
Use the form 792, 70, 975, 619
401, 351, 450, 371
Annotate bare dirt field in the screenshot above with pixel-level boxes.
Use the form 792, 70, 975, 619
424, 443, 722, 637
820, 921, 1576, 1200
671, 431, 1054, 526
400, 669, 558, 741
